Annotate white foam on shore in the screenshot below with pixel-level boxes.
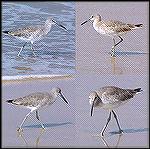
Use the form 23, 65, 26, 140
2, 74, 71, 81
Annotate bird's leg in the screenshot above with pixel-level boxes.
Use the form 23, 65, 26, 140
17, 111, 32, 132
31, 43, 36, 57
36, 110, 45, 129
111, 38, 116, 57
101, 111, 111, 137
17, 42, 27, 56
114, 36, 123, 47
112, 110, 123, 134
111, 36, 123, 57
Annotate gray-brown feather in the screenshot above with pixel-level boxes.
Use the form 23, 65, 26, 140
102, 20, 140, 33
97, 86, 135, 102
10, 92, 54, 107
8, 26, 46, 39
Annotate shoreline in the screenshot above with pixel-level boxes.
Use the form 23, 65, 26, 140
2, 74, 75, 85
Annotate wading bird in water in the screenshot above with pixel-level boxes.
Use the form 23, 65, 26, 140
3, 17, 67, 57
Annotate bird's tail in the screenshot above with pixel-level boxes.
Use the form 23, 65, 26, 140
134, 88, 142, 93
2, 31, 10, 34
6, 99, 13, 103
127, 23, 143, 30
134, 24, 143, 28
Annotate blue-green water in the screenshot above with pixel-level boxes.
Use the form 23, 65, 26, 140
2, 2, 75, 77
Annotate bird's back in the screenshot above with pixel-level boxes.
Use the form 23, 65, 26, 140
96, 86, 136, 109
3, 25, 48, 42
95, 20, 142, 36
6, 92, 54, 108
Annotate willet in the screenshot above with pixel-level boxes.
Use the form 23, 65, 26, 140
81, 14, 143, 56
3, 17, 67, 57
89, 86, 142, 137
6, 87, 69, 131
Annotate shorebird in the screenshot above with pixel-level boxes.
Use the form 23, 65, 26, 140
6, 87, 69, 131
2, 17, 67, 57
89, 86, 142, 137
81, 14, 143, 56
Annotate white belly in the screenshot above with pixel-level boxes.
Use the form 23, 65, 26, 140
93, 24, 114, 36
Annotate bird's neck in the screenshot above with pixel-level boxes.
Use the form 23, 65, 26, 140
93, 19, 102, 28
44, 23, 52, 34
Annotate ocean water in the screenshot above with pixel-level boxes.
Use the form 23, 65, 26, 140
2, 2, 75, 78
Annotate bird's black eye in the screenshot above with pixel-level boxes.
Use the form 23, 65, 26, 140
91, 15, 94, 18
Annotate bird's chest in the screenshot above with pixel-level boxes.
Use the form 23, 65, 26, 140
93, 24, 105, 34
93, 23, 113, 35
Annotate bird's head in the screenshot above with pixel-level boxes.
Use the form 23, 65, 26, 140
51, 87, 69, 104
81, 14, 101, 25
89, 91, 100, 116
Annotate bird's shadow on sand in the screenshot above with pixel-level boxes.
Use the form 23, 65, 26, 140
108, 50, 148, 57
23, 121, 73, 129
109, 127, 149, 136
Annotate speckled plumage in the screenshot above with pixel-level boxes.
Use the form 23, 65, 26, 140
81, 14, 143, 56
89, 86, 142, 136
6, 87, 68, 131
3, 17, 67, 57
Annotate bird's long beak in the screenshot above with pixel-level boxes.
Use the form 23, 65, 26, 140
91, 100, 95, 116
52, 19, 67, 31
59, 93, 69, 104
81, 18, 91, 25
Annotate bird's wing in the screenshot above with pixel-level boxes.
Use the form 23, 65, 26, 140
105, 20, 131, 32
106, 20, 125, 27
12, 92, 49, 107
7, 26, 40, 38
101, 91, 120, 104
102, 88, 134, 103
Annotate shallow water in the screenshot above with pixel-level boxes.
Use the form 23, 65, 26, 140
2, 2, 75, 76
2, 1, 149, 148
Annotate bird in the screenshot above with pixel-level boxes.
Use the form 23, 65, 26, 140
89, 86, 142, 137
2, 17, 67, 57
6, 87, 69, 132
81, 14, 143, 56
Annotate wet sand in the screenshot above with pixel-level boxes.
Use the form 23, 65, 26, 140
76, 2, 148, 75
2, 76, 76, 147
74, 2, 149, 147
2, 1, 149, 148
2, 73, 149, 147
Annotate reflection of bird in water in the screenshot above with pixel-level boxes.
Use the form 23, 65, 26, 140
89, 86, 142, 137
81, 14, 143, 56
101, 134, 123, 148
110, 56, 123, 74
6, 87, 69, 132
17, 128, 45, 147
2, 17, 67, 57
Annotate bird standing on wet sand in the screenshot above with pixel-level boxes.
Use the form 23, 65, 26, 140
81, 14, 143, 56
89, 86, 142, 137
3, 17, 67, 57
6, 87, 69, 132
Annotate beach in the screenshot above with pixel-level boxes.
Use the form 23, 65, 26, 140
2, 1, 149, 148
2, 73, 148, 147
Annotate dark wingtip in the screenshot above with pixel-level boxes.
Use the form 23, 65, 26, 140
2, 31, 9, 34
135, 24, 143, 27
134, 88, 142, 92
6, 100, 13, 103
